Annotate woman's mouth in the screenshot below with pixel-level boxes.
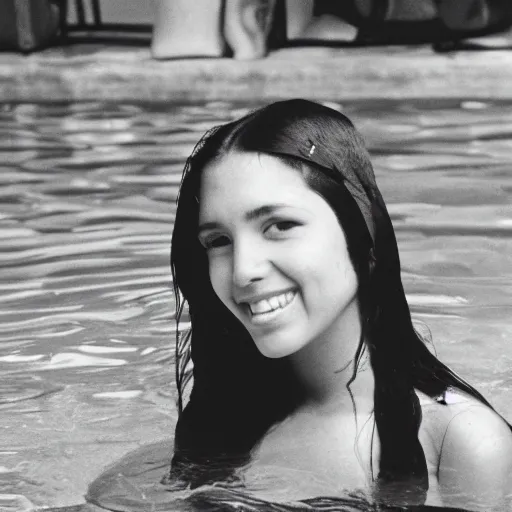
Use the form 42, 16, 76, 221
244, 290, 297, 325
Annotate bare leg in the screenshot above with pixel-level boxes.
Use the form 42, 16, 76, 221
224, 0, 277, 60
300, 15, 358, 41
286, 0, 357, 41
151, 0, 224, 59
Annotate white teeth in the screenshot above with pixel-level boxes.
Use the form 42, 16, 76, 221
248, 291, 295, 315
269, 296, 280, 310
250, 299, 273, 314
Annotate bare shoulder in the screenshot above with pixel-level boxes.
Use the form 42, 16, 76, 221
417, 388, 512, 446
439, 394, 512, 473
419, 389, 512, 509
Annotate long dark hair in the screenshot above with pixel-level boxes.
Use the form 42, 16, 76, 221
168, 99, 494, 501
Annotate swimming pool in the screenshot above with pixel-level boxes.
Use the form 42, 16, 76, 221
1, 100, 511, 510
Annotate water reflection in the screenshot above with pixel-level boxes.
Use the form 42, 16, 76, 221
0, 100, 511, 509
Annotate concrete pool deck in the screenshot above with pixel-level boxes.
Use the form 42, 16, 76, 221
1, 43, 512, 102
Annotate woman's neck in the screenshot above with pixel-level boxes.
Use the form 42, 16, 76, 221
288, 299, 374, 413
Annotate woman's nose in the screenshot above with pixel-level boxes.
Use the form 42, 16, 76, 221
232, 238, 268, 287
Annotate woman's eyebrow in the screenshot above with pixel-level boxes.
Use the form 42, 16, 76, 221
244, 204, 289, 222
197, 204, 292, 234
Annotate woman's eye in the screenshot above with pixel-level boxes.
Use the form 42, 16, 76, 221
265, 221, 299, 236
201, 235, 230, 250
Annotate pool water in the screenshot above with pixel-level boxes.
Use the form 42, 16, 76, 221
0, 100, 511, 510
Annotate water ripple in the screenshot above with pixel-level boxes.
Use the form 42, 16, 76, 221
1, 99, 511, 508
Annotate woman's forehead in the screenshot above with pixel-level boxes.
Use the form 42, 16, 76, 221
198, 152, 313, 212
201, 152, 306, 191
195, 154, 344, 233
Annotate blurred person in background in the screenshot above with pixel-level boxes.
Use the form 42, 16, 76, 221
151, 0, 512, 60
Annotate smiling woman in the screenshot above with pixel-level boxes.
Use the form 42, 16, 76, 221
167, 99, 512, 510
198, 153, 359, 361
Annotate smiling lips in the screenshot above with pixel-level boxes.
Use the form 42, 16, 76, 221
242, 290, 297, 324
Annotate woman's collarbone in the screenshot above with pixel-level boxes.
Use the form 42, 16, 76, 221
249, 408, 376, 488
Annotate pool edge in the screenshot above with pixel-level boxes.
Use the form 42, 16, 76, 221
1, 45, 512, 102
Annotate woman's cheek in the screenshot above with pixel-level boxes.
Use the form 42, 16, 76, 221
209, 256, 230, 303
208, 258, 226, 299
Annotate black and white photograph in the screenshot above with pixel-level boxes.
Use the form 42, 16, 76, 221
1, 1, 512, 511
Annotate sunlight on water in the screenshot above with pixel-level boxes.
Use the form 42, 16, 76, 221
0, 100, 511, 510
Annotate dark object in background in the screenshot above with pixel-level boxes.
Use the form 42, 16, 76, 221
314, 0, 512, 46
0, 0, 60, 52
0, 0, 152, 52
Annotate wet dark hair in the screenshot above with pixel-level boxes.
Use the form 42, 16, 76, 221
168, 99, 494, 503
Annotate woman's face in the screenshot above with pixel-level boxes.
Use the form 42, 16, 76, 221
197, 151, 358, 359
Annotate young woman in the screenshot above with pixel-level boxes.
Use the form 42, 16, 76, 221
167, 99, 512, 509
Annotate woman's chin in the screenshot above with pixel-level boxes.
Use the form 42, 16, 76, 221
254, 338, 302, 359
